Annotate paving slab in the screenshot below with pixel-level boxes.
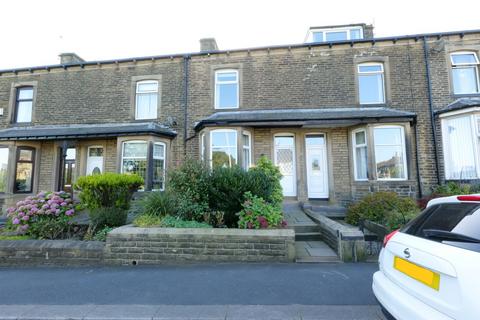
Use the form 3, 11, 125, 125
17, 305, 94, 320
154, 305, 228, 320
299, 305, 385, 320
87, 305, 160, 320
226, 305, 300, 320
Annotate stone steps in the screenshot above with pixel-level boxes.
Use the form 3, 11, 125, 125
301, 202, 347, 218
295, 232, 323, 242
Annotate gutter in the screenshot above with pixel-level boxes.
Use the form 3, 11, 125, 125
423, 36, 441, 185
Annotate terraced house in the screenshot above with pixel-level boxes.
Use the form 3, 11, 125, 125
0, 23, 479, 209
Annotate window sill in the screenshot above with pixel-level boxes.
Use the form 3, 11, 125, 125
214, 106, 239, 110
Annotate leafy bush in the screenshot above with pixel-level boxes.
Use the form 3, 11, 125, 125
89, 207, 127, 229
346, 192, 419, 227
383, 209, 420, 231
168, 159, 211, 221
93, 226, 113, 242
6, 191, 76, 238
237, 192, 287, 229
133, 214, 211, 228
133, 214, 163, 227
75, 173, 143, 210
140, 191, 178, 217
160, 215, 212, 228
249, 156, 283, 207
417, 182, 480, 209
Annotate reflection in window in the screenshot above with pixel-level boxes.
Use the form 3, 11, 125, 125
15, 147, 35, 193
374, 126, 407, 180
122, 141, 148, 189
152, 143, 166, 191
353, 130, 368, 180
0, 147, 8, 192
215, 70, 239, 109
358, 63, 385, 104
211, 130, 237, 168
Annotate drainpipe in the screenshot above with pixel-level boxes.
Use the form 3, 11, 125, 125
423, 36, 441, 185
183, 55, 191, 158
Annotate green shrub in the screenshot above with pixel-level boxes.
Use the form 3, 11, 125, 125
92, 226, 113, 242
0, 235, 31, 240
160, 215, 212, 228
384, 209, 419, 231
140, 191, 178, 217
346, 192, 420, 227
250, 156, 283, 207
28, 215, 74, 240
133, 214, 163, 227
168, 159, 211, 221
433, 181, 473, 196
75, 173, 143, 210
237, 192, 287, 229
89, 207, 127, 229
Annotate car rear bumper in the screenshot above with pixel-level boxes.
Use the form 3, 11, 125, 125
372, 271, 453, 320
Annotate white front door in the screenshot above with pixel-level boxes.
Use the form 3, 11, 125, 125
274, 135, 296, 197
86, 146, 104, 175
306, 134, 329, 199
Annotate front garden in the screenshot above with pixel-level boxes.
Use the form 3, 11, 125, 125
0, 156, 287, 243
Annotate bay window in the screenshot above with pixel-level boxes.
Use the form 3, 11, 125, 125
0, 147, 9, 193
210, 129, 237, 168
242, 131, 252, 170
441, 114, 479, 179
373, 126, 407, 180
14, 147, 35, 193
121, 141, 148, 189
152, 142, 166, 191
451, 52, 480, 95
352, 129, 368, 180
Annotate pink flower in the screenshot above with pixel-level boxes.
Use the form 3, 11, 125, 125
22, 215, 29, 221
65, 209, 74, 216
247, 222, 253, 229
12, 218, 20, 225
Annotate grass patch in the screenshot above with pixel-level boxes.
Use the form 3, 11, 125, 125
133, 214, 212, 228
0, 235, 31, 240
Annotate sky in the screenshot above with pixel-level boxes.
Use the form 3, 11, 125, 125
1, 0, 479, 70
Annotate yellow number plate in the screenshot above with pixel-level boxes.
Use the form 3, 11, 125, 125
394, 256, 440, 291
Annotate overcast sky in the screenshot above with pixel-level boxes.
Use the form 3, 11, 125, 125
1, 0, 479, 69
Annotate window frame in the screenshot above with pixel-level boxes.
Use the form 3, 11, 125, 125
14, 146, 36, 194
14, 86, 34, 123
310, 26, 364, 43
121, 140, 148, 190
214, 69, 239, 109
152, 142, 166, 191
0, 146, 9, 193
242, 131, 252, 170
210, 129, 238, 168
441, 113, 480, 180
135, 80, 159, 120
373, 125, 408, 181
357, 62, 386, 105
352, 128, 368, 181
450, 51, 480, 95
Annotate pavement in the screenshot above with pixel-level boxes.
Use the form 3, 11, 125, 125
0, 263, 385, 319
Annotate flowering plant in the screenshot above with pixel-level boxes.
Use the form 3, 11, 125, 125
237, 192, 287, 229
6, 191, 76, 237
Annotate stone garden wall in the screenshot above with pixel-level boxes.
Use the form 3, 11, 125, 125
104, 226, 296, 265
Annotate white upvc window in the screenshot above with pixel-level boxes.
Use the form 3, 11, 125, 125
358, 63, 385, 105
152, 142, 166, 191
441, 114, 480, 180
200, 133, 206, 161
210, 129, 237, 168
121, 140, 148, 189
135, 80, 158, 119
214, 70, 239, 109
242, 131, 252, 170
352, 129, 368, 181
373, 126, 407, 180
0, 147, 9, 193
310, 27, 363, 43
451, 52, 480, 95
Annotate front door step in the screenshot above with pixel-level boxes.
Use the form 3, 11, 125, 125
295, 241, 340, 263
301, 202, 347, 219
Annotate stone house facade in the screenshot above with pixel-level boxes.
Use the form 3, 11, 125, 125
0, 24, 479, 208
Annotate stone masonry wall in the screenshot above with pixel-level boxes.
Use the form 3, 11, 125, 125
105, 226, 296, 264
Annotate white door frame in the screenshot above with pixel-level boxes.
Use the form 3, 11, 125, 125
86, 145, 104, 175
305, 133, 329, 199
274, 133, 297, 197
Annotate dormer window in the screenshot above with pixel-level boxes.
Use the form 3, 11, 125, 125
310, 26, 363, 43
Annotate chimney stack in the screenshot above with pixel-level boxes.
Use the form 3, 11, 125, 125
200, 38, 219, 52
59, 53, 85, 65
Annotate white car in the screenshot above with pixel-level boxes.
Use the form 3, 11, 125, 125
373, 195, 480, 320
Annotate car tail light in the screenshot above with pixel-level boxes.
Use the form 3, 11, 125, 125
383, 229, 399, 248
457, 195, 480, 202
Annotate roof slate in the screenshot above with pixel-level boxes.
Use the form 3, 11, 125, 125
0, 122, 177, 141
435, 97, 480, 115
195, 107, 416, 130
